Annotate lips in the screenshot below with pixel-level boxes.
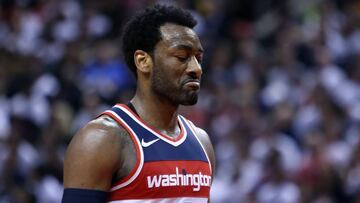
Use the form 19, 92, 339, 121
183, 79, 201, 90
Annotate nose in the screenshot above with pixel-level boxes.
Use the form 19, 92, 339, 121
186, 56, 202, 78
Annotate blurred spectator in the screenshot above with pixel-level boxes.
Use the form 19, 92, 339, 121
79, 40, 135, 100
255, 149, 300, 203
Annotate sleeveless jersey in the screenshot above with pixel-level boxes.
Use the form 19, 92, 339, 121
101, 104, 212, 203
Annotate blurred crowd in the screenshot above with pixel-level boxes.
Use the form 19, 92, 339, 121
0, 0, 360, 202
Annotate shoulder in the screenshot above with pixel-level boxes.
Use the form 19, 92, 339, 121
63, 115, 130, 190
68, 115, 129, 155
185, 119, 216, 175
185, 119, 211, 147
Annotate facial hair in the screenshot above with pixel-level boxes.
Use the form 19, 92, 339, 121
151, 67, 198, 106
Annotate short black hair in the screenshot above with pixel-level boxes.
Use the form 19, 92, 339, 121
121, 4, 197, 77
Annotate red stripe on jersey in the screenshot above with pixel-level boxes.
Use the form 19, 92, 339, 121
115, 104, 185, 142
109, 160, 211, 201
102, 111, 143, 187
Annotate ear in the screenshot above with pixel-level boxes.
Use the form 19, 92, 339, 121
134, 50, 153, 74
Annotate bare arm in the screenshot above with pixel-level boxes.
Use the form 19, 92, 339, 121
63, 116, 125, 191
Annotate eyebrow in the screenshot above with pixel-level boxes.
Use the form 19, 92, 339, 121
171, 44, 204, 53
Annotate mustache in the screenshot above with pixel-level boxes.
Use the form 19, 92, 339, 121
181, 77, 201, 86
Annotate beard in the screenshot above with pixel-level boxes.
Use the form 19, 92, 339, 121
151, 67, 199, 106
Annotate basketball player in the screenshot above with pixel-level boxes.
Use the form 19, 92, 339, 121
62, 4, 215, 203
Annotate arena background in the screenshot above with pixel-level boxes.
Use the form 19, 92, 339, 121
1, 0, 360, 202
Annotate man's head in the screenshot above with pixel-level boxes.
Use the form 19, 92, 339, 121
122, 5, 203, 105
122, 4, 197, 75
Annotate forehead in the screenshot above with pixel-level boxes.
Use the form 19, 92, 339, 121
158, 23, 202, 49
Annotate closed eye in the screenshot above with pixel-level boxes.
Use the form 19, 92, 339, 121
176, 55, 189, 62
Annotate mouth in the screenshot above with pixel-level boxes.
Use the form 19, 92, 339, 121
183, 79, 201, 90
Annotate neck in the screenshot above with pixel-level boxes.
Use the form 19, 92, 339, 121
130, 90, 180, 137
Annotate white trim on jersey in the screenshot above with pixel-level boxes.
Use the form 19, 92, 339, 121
114, 105, 187, 147
108, 197, 208, 203
104, 110, 145, 192
181, 117, 212, 175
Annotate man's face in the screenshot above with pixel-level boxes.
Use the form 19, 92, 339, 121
151, 23, 203, 106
